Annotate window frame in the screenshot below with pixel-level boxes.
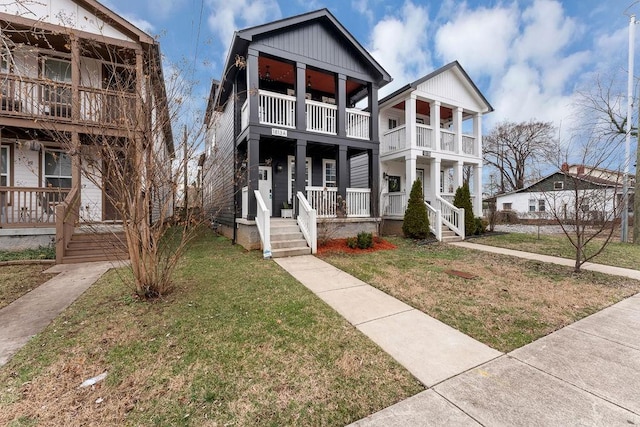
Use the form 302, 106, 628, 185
287, 155, 311, 203
388, 118, 398, 130
553, 181, 564, 190
322, 159, 337, 188
43, 148, 72, 189
0, 145, 9, 186
538, 199, 546, 212
502, 202, 512, 211
528, 198, 536, 212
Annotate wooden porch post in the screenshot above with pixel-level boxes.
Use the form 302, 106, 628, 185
337, 145, 348, 203
247, 49, 260, 126
369, 148, 380, 217
295, 139, 307, 213
70, 35, 80, 123
455, 107, 463, 154
431, 158, 441, 200
368, 83, 379, 141
295, 63, 306, 132
247, 136, 259, 220
336, 74, 346, 137
405, 93, 416, 148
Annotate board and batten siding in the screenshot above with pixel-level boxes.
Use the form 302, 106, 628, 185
416, 69, 484, 112
254, 22, 370, 76
204, 91, 236, 228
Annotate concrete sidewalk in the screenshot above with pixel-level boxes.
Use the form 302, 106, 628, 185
276, 253, 640, 426
451, 241, 640, 280
275, 256, 502, 387
0, 260, 126, 367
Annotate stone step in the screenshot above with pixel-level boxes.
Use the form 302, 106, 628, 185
271, 246, 312, 258
271, 239, 309, 250
271, 232, 304, 242
271, 225, 301, 234
441, 235, 463, 243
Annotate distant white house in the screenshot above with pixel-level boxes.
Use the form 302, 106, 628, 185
494, 164, 631, 221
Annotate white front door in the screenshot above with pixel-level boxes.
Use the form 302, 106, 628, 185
258, 166, 272, 213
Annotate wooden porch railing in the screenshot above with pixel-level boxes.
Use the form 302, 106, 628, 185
0, 73, 135, 126
381, 125, 407, 154
383, 191, 406, 217
346, 109, 370, 139
0, 186, 71, 228
306, 99, 336, 134
346, 188, 371, 217
55, 186, 80, 264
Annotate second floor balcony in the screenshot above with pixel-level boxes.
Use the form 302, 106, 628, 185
1, 72, 137, 128
241, 89, 371, 140
381, 123, 478, 156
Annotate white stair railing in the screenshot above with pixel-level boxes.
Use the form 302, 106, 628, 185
424, 202, 442, 241
254, 190, 271, 259
296, 191, 317, 254
436, 195, 465, 240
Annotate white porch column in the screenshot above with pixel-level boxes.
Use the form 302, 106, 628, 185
474, 113, 482, 158
455, 107, 463, 154
406, 94, 417, 149
454, 160, 464, 191
432, 100, 441, 151
474, 164, 483, 216
406, 154, 417, 194
431, 157, 441, 200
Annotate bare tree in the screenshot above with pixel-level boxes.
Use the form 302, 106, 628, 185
540, 135, 624, 272
483, 120, 557, 193
577, 75, 639, 243
0, 10, 214, 299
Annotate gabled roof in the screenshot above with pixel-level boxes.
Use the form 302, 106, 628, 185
216, 8, 391, 107
378, 61, 493, 112
72, 0, 155, 44
497, 170, 627, 198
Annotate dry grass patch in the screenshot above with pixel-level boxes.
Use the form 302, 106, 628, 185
0, 265, 55, 309
320, 238, 640, 352
0, 232, 421, 426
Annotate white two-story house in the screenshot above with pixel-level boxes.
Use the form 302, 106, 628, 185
378, 61, 493, 240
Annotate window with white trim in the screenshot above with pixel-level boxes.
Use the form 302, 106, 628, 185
0, 146, 9, 186
503, 202, 512, 210
554, 181, 564, 190
41, 57, 72, 113
388, 118, 397, 130
529, 198, 536, 212
44, 149, 72, 188
538, 199, 546, 212
323, 159, 336, 188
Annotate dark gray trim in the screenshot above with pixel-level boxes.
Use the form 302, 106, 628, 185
338, 145, 348, 199
369, 83, 379, 141
337, 74, 346, 137
247, 137, 260, 219
378, 61, 494, 113
369, 148, 380, 217
295, 140, 307, 213
296, 63, 306, 132
247, 49, 260, 126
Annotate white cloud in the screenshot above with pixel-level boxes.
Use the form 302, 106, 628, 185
368, 1, 432, 96
435, 4, 519, 75
122, 14, 154, 35
147, 0, 187, 20
352, 0, 374, 24
206, 0, 282, 47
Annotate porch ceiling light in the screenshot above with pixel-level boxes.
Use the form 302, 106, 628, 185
265, 65, 271, 80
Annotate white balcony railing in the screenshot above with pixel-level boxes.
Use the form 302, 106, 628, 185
346, 109, 370, 139
305, 186, 371, 218
306, 99, 337, 134
259, 90, 295, 128
440, 130, 455, 152
381, 125, 406, 154
346, 188, 370, 217
383, 192, 406, 216
416, 124, 433, 148
462, 135, 475, 155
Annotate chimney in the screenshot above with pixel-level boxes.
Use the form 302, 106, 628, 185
561, 162, 569, 172
577, 165, 585, 175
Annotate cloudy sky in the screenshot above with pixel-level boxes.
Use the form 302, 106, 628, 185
101, 0, 638, 133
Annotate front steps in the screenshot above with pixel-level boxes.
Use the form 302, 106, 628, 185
441, 225, 463, 243
61, 231, 129, 264
270, 218, 311, 258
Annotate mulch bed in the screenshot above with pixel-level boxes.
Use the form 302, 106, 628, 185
317, 237, 397, 255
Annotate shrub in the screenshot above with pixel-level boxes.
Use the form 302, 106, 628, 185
474, 217, 487, 235
402, 179, 430, 239
453, 183, 475, 235
356, 232, 374, 249
346, 237, 358, 249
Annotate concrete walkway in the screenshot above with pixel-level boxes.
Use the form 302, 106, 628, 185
451, 241, 640, 280
0, 260, 126, 367
275, 255, 502, 387
276, 253, 640, 426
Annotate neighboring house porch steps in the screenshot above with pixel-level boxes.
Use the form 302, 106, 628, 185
60, 231, 129, 264
270, 218, 311, 258
440, 225, 463, 243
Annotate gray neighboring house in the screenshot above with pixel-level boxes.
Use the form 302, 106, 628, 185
203, 9, 391, 255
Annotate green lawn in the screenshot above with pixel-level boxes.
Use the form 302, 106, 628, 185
0, 232, 421, 426
0, 246, 55, 262
320, 237, 640, 352
475, 232, 640, 270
